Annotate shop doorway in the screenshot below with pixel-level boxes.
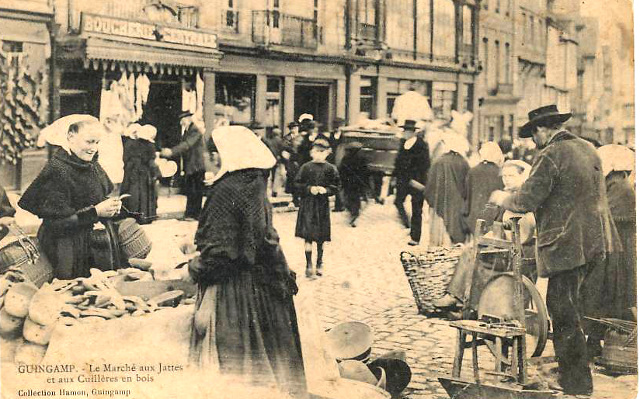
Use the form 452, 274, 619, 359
294, 83, 331, 130
140, 79, 182, 150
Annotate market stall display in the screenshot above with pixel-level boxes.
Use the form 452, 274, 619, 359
0, 264, 196, 365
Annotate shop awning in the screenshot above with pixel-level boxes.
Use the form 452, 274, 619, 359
66, 36, 223, 72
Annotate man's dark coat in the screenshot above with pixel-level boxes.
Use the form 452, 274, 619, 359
503, 131, 617, 277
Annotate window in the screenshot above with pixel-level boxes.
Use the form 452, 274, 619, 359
215, 74, 256, 125
495, 0, 500, 13
461, 84, 474, 113
224, 0, 239, 32
272, 0, 280, 29
494, 40, 500, 89
433, 0, 456, 60
483, 38, 489, 89
530, 16, 534, 42
386, 79, 431, 117
463, 6, 473, 46
538, 18, 544, 48
266, 77, 283, 128
357, 0, 376, 25
360, 76, 376, 119
416, 0, 432, 54
484, 115, 504, 141
2, 41, 23, 67
432, 82, 456, 120
505, 0, 510, 16
504, 42, 510, 83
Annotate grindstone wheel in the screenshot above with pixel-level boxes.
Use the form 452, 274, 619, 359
477, 274, 549, 357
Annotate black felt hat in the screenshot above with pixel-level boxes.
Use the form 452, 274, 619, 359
367, 354, 412, 397
400, 119, 418, 131
177, 111, 193, 120
519, 105, 572, 138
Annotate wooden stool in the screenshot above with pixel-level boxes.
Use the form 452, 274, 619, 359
449, 319, 527, 384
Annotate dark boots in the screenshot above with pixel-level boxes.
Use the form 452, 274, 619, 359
305, 243, 325, 278
305, 250, 313, 277
316, 245, 324, 276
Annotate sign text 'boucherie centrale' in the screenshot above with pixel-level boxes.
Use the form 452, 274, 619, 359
81, 13, 217, 49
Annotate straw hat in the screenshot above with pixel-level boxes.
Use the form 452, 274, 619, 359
326, 321, 373, 362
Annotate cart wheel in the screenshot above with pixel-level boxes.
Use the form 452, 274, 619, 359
477, 274, 549, 358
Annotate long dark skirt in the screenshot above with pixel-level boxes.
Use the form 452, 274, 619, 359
121, 166, 157, 219
189, 271, 306, 396
582, 219, 637, 336
295, 195, 331, 242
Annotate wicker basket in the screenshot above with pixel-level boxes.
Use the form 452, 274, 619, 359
0, 232, 53, 288
400, 245, 466, 315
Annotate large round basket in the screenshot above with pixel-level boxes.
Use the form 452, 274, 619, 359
400, 245, 465, 316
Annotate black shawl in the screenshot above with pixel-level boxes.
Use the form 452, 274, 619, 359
190, 169, 297, 297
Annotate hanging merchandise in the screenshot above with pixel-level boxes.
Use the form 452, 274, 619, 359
182, 83, 197, 115
127, 73, 136, 123
0, 50, 47, 164
135, 73, 151, 122
195, 72, 204, 122
114, 72, 135, 124
99, 86, 119, 122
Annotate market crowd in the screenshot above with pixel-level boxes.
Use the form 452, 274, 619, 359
0, 89, 636, 398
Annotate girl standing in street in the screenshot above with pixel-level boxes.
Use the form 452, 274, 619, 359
295, 138, 340, 277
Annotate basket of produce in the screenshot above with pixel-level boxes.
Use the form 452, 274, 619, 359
400, 245, 467, 315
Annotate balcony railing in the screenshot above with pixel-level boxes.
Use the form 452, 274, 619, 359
68, 0, 198, 32
221, 9, 239, 33
251, 10, 318, 49
356, 22, 377, 42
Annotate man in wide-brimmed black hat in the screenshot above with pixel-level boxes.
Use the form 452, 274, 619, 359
392, 119, 430, 246
160, 111, 206, 220
490, 104, 618, 396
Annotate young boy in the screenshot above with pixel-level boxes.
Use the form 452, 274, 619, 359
294, 138, 340, 277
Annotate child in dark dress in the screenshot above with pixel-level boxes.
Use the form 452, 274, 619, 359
295, 138, 340, 277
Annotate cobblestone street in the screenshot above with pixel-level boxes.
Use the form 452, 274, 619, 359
269, 200, 638, 399
138, 197, 637, 399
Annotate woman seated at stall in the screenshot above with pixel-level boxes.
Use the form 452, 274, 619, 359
18, 117, 124, 279
434, 160, 535, 310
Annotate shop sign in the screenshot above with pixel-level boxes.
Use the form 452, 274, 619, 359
81, 13, 217, 49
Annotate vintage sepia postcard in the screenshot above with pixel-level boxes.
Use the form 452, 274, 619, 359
0, 0, 635, 398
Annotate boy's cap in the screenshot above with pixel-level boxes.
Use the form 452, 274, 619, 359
312, 138, 331, 149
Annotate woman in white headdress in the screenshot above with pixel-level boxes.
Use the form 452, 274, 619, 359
581, 145, 636, 356
187, 126, 306, 395
463, 142, 505, 235
121, 124, 161, 222
424, 133, 471, 246
19, 117, 124, 278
